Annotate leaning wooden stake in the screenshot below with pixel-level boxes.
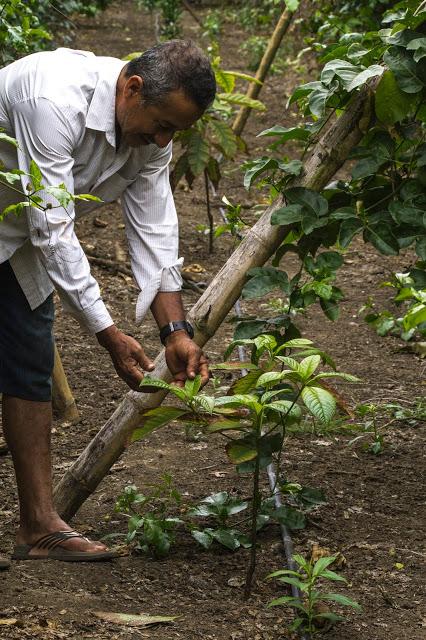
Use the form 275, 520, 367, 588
232, 6, 294, 138
52, 344, 80, 423
55, 84, 375, 520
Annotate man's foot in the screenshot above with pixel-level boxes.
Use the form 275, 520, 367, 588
15, 517, 115, 562
0, 555, 11, 570
13, 530, 116, 562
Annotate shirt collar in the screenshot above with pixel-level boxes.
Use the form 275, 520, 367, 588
85, 57, 127, 149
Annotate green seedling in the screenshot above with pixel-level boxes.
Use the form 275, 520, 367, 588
267, 553, 361, 634
189, 491, 250, 551
112, 475, 182, 558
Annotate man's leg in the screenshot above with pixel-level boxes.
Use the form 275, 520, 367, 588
2, 395, 109, 555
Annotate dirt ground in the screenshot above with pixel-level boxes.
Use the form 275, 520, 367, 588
0, 2, 425, 639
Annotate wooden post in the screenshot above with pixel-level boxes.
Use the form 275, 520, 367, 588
54, 83, 376, 520
232, 7, 295, 138
52, 344, 80, 423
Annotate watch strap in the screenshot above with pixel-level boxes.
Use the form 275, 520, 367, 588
159, 320, 194, 345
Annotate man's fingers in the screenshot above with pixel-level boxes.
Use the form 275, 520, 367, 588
199, 359, 210, 387
133, 345, 155, 372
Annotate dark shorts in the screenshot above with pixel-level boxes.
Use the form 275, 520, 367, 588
0, 261, 54, 402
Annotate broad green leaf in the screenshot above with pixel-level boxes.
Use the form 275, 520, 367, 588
298, 355, 321, 379
218, 92, 266, 111
0, 170, 25, 184
384, 46, 425, 93
313, 555, 338, 576
193, 394, 215, 414
257, 125, 309, 142
271, 204, 304, 225
266, 401, 302, 421
215, 68, 234, 92
347, 64, 384, 91
191, 529, 213, 549
407, 37, 426, 62
375, 70, 417, 124
320, 297, 340, 321
275, 576, 306, 590
364, 223, 400, 256
272, 505, 306, 529
231, 369, 263, 394
29, 160, 43, 192
338, 218, 363, 247
275, 356, 299, 370
285, 187, 328, 217
139, 377, 172, 391
284, 0, 299, 11
0, 132, 19, 148
312, 372, 359, 383
256, 371, 286, 387
276, 338, 313, 350
209, 119, 237, 158
389, 202, 423, 225
187, 130, 210, 176
45, 185, 73, 209
184, 374, 202, 397
321, 59, 361, 90
226, 440, 258, 464
0, 201, 30, 220
242, 267, 290, 299
210, 529, 241, 551
131, 407, 186, 442
244, 157, 277, 189
301, 386, 336, 423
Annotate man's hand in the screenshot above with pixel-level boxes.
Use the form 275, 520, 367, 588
96, 325, 155, 391
164, 331, 209, 388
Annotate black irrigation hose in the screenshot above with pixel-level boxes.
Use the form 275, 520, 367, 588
210, 181, 310, 639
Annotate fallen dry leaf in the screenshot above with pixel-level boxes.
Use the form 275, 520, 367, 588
93, 611, 178, 627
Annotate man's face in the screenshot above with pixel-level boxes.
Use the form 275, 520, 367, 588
116, 74, 203, 148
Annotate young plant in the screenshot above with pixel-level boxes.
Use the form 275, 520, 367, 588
189, 491, 251, 551
113, 475, 182, 558
267, 553, 361, 635
137, 334, 358, 596
0, 133, 101, 221
360, 270, 426, 342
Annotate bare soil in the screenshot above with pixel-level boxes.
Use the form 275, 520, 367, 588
0, 2, 425, 639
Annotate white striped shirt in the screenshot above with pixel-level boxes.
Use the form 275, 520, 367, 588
0, 48, 183, 333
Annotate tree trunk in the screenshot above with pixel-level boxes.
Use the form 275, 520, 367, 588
54, 84, 375, 520
232, 7, 294, 138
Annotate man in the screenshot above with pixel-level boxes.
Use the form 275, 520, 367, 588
0, 40, 215, 566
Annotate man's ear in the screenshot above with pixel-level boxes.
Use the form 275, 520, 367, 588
124, 74, 143, 98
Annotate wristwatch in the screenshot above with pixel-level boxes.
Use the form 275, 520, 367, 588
159, 320, 194, 346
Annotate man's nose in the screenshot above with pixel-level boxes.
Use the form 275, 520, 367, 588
153, 131, 174, 147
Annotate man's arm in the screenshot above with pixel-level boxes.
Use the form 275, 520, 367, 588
11, 98, 153, 390
121, 148, 208, 387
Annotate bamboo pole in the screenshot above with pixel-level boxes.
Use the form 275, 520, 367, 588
52, 344, 80, 424
54, 84, 375, 520
232, 6, 294, 138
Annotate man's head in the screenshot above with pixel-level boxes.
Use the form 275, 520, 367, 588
115, 40, 216, 148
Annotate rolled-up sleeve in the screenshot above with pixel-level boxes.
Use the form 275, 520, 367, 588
121, 143, 183, 325
10, 97, 113, 334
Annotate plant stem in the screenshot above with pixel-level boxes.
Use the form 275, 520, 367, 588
244, 424, 261, 598
204, 168, 214, 254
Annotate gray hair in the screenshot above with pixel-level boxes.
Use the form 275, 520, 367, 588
125, 40, 216, 111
